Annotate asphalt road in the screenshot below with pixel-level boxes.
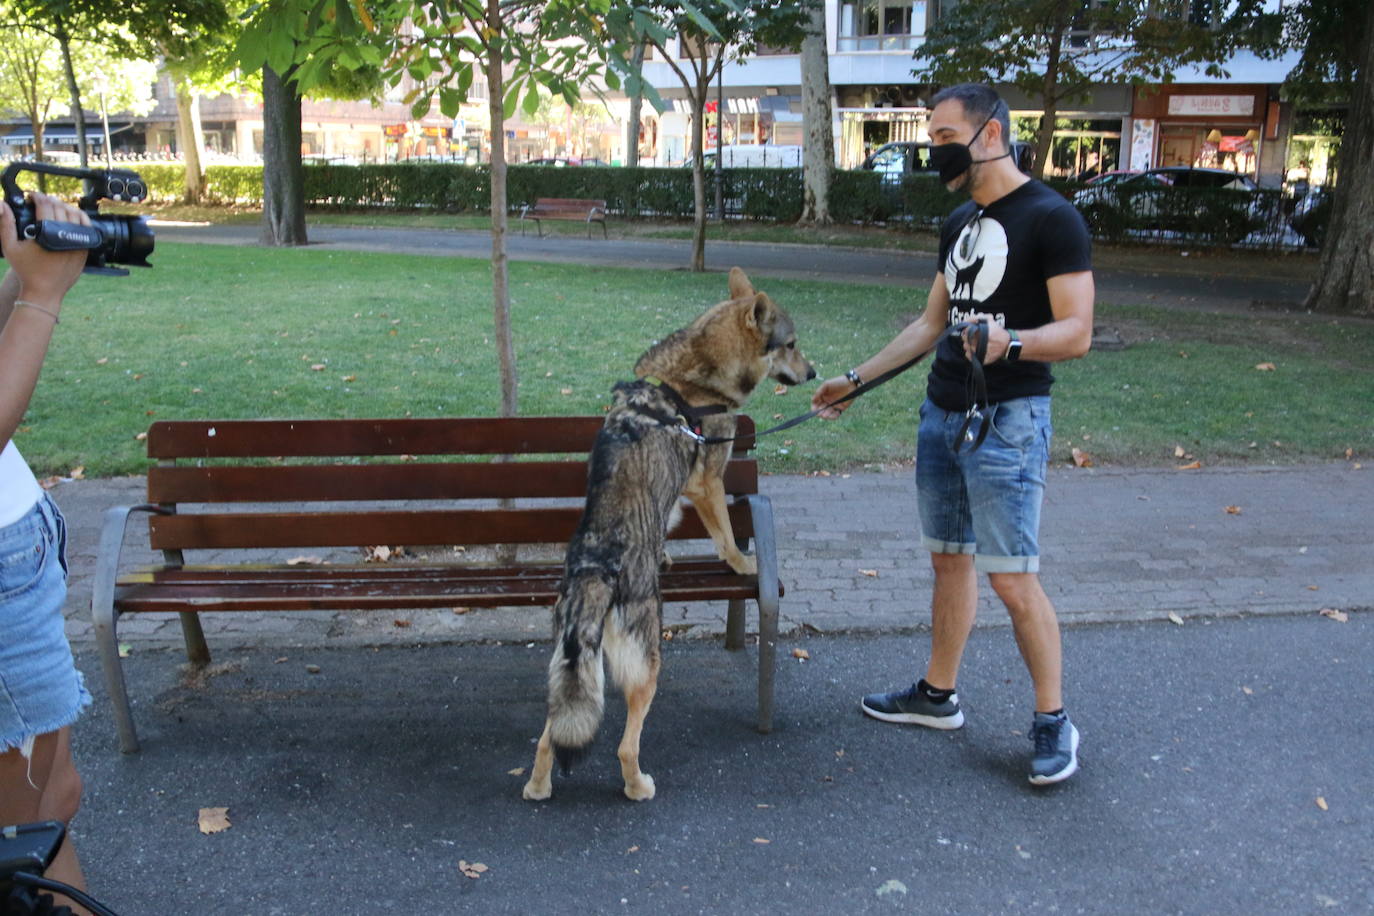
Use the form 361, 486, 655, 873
69, 612, 1372, 915
151, 222, 1314, 312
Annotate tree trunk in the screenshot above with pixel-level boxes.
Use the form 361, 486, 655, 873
1033, 3, 1071, 181
1305, 0, 1374, 316
487, 3, 518, 416
54, 20, 89, 169
626, 36, 647, 169
690, 78, 708, 272
174, 75, 207, 204
260, 65, 307, 246
798, 0, 834, 226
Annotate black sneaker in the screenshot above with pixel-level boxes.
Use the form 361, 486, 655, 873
1028, 711, 1080, 785
860, 684, 965, 730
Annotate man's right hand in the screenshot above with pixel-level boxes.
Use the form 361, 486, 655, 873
811, 376, 857, 420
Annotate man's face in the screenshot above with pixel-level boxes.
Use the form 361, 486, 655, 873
929, 99, 995, 192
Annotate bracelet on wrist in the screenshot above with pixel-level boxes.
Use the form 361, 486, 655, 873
844, 368, 863, 388
13, 299, 59, 324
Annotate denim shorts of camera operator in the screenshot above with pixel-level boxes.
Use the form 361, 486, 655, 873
916, 396, 1052, 574
0, 493, 91, 755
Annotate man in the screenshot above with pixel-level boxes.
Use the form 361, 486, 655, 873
811, 83, 1094, 785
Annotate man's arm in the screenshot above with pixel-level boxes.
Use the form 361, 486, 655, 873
812, 273, 951, 418
971, 270, 1094, 364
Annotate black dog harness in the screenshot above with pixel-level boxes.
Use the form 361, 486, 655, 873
953, 320, 991, 454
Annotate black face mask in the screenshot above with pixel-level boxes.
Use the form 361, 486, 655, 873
929, 112, 1011, 184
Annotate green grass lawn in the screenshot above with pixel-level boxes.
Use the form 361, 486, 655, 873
15, 241, 1369, 478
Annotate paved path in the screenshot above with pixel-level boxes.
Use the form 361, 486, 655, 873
70, 614, 1374, 914
153, 221, 1315, 312
52, 462, 1371, 651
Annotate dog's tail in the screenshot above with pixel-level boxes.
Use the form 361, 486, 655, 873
547, 574, 613, 773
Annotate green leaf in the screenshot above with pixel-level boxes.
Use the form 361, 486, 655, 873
503, 78, 523, 120
411, 94, 432, 120
522, 84, 541, 116
438, 87, 463, 117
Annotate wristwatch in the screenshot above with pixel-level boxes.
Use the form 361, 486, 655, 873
1005, 329, 1022, 362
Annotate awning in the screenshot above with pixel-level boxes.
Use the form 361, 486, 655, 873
1, 124, 132, 145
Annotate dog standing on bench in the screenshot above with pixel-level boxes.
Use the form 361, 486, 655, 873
523, 267, 815, 802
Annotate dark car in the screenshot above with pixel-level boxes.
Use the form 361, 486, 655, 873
1289, 187, 1330, 248
1073, 166, 1262, 242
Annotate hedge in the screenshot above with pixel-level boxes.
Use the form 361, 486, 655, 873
20, 159, 1299, 245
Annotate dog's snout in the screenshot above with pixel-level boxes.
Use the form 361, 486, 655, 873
805, 364, 817, 381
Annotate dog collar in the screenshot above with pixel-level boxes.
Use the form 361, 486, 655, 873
640, 376, 730, 434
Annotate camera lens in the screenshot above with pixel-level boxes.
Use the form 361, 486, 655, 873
126, 179, 146, 201
107, 177, 126, 199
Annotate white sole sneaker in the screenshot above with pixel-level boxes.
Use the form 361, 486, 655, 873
859, 698, 966, 730
1029, 721, 1080, 785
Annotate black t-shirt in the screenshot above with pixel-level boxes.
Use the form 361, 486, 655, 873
926, 179, 1092, 411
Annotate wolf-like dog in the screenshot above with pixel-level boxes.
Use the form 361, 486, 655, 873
522, 267, 815, 802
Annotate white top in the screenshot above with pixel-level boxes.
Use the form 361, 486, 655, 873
0, 440, 42, 529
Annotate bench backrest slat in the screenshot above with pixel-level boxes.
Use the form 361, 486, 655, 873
146, 416, 755, 459
535, 198, 606, 208
147, 460, 758, 504
147, 503, 753, 550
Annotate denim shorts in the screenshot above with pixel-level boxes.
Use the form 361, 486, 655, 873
916, 396, 1052, 573
0, 492, 90, 753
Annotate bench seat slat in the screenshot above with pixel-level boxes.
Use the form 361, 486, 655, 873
147, 504, 755, 550
112, 563, 771, 612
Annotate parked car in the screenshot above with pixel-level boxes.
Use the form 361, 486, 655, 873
696, 144, 804, 169
1072, 166, 1262, 242
1081, 169, 1140, 186
1289, 187, 1330, 248
859, 139, 1035, 184
519, 156, 609, 167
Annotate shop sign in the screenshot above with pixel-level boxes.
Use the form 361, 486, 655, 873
1167, 95, 1254, 117
383, 124, 408, 138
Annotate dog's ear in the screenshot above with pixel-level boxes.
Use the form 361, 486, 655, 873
728, 266, 754, 300
748, 292, 779, 336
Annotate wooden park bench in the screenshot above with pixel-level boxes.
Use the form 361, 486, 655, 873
518, 197, 608, 238
91, 416, 781, 753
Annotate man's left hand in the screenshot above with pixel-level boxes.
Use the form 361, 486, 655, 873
962, 313, 1010, 363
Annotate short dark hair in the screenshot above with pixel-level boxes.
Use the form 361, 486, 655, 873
932, 83, 1010, 151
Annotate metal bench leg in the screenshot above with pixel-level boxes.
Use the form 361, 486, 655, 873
91, 505, 160, 754
747, 495, 780, 734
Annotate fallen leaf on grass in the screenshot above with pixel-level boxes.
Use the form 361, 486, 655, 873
1318, 608, 1348, 623
1177, 460, 1202, 470
69, 466, 85, 480
773, 384, 788, 395
1167, 612, 1184, 626
1254, 362, 1276, 371
1316, 796, 1328, 811
560, 388, 573, 395
791, 648, 810, 660
310, 364, 326, 371
198, 807, 231, 835
1173, 445, 1186, 458
858, 568, 879, 578
458, 860, 489, 879
134, 432, 148, 441
1071, 447, 1093, 468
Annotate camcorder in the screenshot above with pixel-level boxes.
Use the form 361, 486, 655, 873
1, 160, 154, 276
1, 821, 120, 916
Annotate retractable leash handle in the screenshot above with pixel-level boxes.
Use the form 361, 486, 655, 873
952, 320, 991, 454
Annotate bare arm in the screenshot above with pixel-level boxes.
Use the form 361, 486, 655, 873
0, 193, 90, 446
811, 273, 951, 419
971, 270, 1095, 364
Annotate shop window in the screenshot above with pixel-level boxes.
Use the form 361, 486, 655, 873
838, 0, 927, 51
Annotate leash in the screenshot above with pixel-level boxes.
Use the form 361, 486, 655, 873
638, 320, 996, 450
953, 320, 991, 453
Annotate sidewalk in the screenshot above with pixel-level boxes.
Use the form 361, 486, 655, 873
51, 461, 1372, 650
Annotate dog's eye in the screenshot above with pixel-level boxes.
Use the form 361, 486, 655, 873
786, 341, 796, 350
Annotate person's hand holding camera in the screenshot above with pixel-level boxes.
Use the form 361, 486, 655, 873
0, 191, 91, 317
